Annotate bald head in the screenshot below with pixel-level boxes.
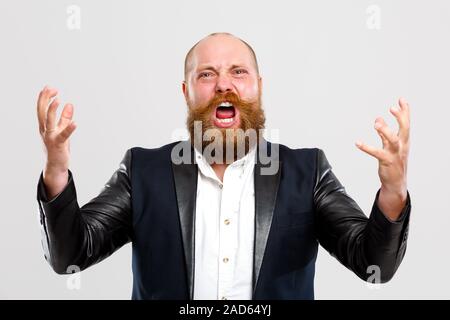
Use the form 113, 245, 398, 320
184, 33, 259, 81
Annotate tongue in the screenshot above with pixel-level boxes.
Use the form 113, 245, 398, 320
216, 107, 235, 119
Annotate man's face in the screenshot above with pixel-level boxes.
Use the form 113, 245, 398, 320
183, 34, 265, 161
183, 34, 261, 129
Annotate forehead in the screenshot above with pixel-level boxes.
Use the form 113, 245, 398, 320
190, 35, 254, 69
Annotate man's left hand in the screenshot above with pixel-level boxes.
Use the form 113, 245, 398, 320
356, 98, 411, 221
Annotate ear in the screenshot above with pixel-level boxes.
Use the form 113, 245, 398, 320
258, 76, 263, 92
182, 81, 189, 103
182, 81, 189, 97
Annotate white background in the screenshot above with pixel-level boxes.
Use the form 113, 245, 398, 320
0, 0, 448, 299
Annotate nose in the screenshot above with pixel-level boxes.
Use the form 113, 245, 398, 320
215, 74, 233, 94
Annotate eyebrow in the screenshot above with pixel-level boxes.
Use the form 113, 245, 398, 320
196, 64, 249, 73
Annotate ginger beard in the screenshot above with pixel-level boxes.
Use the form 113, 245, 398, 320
187, 90, 265, 164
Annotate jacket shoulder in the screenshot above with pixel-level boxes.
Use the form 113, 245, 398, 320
124, 141, 182, 172
130, 141, 180, 156
277, 143, 321, 164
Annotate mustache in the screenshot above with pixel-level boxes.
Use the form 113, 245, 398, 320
187, 92, 262, 133
197, 91, 256, 113
187, 91, 264, 131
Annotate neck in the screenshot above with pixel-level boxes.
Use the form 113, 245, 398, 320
211, 163, 229, 182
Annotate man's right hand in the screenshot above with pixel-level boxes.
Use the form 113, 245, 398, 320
37, 86, 77, 199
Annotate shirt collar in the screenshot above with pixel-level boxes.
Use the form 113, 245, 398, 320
194, 145, 257, 182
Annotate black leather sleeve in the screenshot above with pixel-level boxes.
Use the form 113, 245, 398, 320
36, 149, 133, 274
313, 149, 411, 283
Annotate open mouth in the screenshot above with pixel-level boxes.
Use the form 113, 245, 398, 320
214, 101, 237, 127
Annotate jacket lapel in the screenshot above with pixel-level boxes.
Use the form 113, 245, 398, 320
171, 141, 197, 300
253, 141, 282, 295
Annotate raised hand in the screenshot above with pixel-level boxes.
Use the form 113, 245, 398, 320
37, 86, 77, 198
356, 98, 411, 220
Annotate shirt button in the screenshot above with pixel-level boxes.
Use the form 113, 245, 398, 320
219, 184, 223, 189
224, 219, 230, 225
223, 257, 229, 263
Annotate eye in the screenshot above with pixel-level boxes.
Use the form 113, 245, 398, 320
199, 72, 214, 79
233, 69, 248, 75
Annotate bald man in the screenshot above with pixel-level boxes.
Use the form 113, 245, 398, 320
36, 33, 411, 300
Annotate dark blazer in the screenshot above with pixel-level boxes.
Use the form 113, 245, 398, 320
36, 140, 411, 299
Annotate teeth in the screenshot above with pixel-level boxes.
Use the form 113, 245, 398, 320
219, 102, 233, 108
217, 118, 234, 123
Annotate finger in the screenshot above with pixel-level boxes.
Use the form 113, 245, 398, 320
355, 140, 386, 161
395, 97, 410, 142
37, 88, 46, 133
374, 117, 400, 149
389, 106, 403, 130
56, 121, 77, 143
57, 103, 74, 128
375, 125, 389, 148
37, 86, 58, 133
398, 97, 409, 111
45, 98, 60, 131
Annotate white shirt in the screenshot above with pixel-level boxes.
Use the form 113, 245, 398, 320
193, 146, 256, 300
